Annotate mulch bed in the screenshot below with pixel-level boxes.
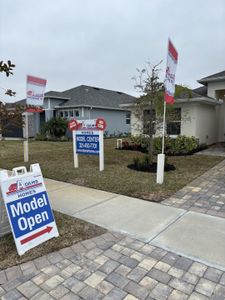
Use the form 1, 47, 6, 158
128, 162, 176, 173
0, 211, 106, 270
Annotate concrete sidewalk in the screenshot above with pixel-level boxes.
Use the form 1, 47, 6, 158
45, 178, 185, 242
45, 178, 225, 272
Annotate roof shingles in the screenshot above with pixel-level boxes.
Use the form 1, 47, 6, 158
58, 85, 136, 109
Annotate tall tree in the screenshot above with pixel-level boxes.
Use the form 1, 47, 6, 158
0, 60, 25, 139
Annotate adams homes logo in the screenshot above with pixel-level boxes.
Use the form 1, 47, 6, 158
7, 179, 42, 197
27, 90, 44, 100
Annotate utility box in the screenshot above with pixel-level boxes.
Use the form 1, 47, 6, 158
0, 186, 11, 237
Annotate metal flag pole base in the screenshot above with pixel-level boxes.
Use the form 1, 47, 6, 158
156, 100, 167, 184
156, 153, 165, 184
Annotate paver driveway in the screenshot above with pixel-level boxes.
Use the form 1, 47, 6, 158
1, 232, 225, 299
163, 159, 225, 218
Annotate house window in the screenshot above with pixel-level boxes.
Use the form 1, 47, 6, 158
167, 108, 181, 135
126, 112, 131, 124
59, 109, 80, 118
75, 110, 80, 117
143, 109, 156, 135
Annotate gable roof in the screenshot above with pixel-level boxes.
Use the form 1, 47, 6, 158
175, 86, 209, 99
57, 85, 136, 109
16, 85, 136, 110
198, 70, 225, 85
174, 85, 220, 105
192, 86, 207, 97
45, 90, 70, 99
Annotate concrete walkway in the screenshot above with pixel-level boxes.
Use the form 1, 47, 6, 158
45, 159, 225, 272
196, 143, 225, 157
46, 178, 185, 243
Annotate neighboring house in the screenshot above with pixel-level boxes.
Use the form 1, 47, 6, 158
121, 70, 225, 145
16, 85, 135, 137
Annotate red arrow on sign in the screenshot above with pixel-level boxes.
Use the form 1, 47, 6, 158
20, 226, 53, 245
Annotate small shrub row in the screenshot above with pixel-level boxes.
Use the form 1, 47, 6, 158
36, 133, 70, 142
121, 135, 206, 155
104, 131, 130, 138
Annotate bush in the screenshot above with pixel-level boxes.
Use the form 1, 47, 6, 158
153, 136, 173, 154
130, 135, 150, 151
133, 156, 151, 170
172, 136, 199, 155
35, 134, 70, 142
35, 133, 47, 141
43, 117, 68, 138
121, 135, 200, 156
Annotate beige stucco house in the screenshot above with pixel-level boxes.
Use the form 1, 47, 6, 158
121, 71, 225, 145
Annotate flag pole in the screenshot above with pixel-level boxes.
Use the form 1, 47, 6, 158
162, 99, 167, 154
157, 38, 178, 184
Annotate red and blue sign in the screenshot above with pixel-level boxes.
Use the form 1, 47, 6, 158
6, 191, 55, 239
72, 118, 106, 171
76, 132, 100, 155
0, 164, 59, 255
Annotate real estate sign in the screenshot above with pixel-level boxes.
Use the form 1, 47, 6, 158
76, 130, 100, 155
26, 75, 47, 106
0, 164, 59, 256
164, 39, 178, 105
68, 118, 106, 171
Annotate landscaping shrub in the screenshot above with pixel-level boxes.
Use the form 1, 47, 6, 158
153, 136, 173, 154
121, 135, 201, 155
43, 117, 68, 138
130, 135, 150, 151
105, 131, 130, 138
35, 133, 47, 141
133, 155, 151, 170
172, 135, 199, 155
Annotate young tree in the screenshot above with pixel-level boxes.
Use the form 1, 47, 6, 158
133, 61, 164, 164
133, 62, 192, 165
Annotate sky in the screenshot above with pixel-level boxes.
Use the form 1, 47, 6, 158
1, 0, 225, 103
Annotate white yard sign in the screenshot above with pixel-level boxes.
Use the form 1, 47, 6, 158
0, 164, 59, 256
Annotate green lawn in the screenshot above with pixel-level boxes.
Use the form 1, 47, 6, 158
0, 139, 223, 201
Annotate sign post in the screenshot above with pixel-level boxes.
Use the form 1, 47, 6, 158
24, 112, 29, 162
25, 75, 47, 162
0, 164, 58, 255
68, 118, 106, 171
72, 130, 79, 168
99, 130, 104, 171
156, 39, 178, 184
